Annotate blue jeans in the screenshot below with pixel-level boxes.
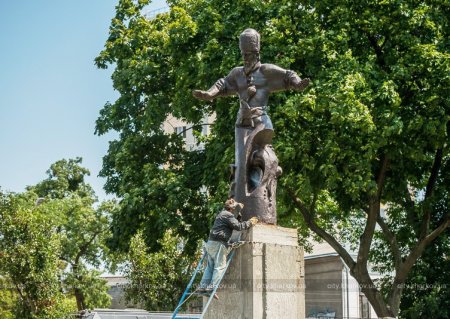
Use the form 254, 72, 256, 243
199, 240, 229, 290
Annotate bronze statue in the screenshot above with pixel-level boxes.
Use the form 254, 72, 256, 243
193, 28, 310, 224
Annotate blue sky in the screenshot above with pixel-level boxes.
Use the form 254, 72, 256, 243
0, 0, 166, 200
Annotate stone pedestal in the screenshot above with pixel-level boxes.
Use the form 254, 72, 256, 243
203, 224, 305, 319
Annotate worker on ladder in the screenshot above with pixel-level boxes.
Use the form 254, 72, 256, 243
198, 198, 258, 294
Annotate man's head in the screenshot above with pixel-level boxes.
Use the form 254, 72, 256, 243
224, 198, 244, 212
239, 28, 260, 72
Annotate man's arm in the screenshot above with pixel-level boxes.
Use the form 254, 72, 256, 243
192, 68, 239, 101
226, 213, 258, 231
226, 214, 252, 231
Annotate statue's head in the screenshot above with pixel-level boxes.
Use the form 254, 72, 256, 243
239, 28, 260, 52
239, 28, 260, 72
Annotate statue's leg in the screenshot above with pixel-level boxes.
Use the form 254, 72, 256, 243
233, 114, 281, 224
243, 139, 280, 224
233, 126, 251, 205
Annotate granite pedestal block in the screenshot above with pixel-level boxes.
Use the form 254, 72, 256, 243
203, 224, 305, 319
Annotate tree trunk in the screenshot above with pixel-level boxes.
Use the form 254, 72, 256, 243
359, 286, 395, 318
350, 265, 396, 318
74, 287, 85, 311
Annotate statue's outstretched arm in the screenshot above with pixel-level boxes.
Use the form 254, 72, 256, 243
192, 78, 227, 101
193, 68, 239, 101
264, 64, 310, 92
285, 70, 310, 91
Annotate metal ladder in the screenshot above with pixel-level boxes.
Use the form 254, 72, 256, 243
171, 236, 244, 319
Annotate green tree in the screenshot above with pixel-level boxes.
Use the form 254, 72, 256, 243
96, 0, 449, 317
55, 196, 112, 311
30, 157, 95, 200
124, 230, 199, 311
29, 158, 112, 311
0, 191, 76, 319
0, 159, 112, 316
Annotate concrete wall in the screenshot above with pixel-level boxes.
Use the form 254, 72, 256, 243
305, 255, 378, 319
204, 225, 305, 319
101, 276, 142, 309
305, 255, 343, 318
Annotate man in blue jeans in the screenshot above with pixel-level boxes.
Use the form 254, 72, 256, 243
199, 198, 258, 293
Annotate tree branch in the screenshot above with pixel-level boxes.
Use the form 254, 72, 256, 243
286, 188, 356, 270
419, 147, 443, 239
14, 282, 25, 301
365, 31, 388, 71
14, 281, 35, 312
357, 155, 389, 266
402, 215, 450, 279
376, 154, 390, 200
388, 215, 449, 314
424, 148, 442, 200
74, 231, 101, 265
376, 215, 402, 272
403, 184, 415, 212
310, 191, 318, 213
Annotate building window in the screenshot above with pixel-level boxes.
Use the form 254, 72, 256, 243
175, 126, 186, 138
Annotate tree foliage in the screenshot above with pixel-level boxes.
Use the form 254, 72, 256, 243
0, 191, 76, 319
0, 159, 113, 316
396, 181, 449, 319
0, 276, 17, 319
29, 158, 113, 311
96, 0, 449, 316
30, 157, 94, 200
124, 230, 199, 311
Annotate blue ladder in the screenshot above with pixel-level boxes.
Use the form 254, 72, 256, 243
171, 238, 242, 319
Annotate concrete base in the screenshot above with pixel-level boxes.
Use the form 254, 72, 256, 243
203, 224, 305, 319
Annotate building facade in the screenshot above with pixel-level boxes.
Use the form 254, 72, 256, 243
305, 242, 377, 319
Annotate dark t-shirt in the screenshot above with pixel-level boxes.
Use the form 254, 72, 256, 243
208, 209, 252, 246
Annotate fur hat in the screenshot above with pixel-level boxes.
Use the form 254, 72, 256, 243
239, 28, 260, 52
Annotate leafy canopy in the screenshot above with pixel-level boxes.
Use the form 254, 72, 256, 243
28, 158, 113, 311
0, 191, 76, 319
96, 0, 449, 317
1, 158, 113, 316
124, 230, 200, 311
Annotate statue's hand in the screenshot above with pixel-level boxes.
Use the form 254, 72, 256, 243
298, 78, 310, 91
192, 90, 214, 101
